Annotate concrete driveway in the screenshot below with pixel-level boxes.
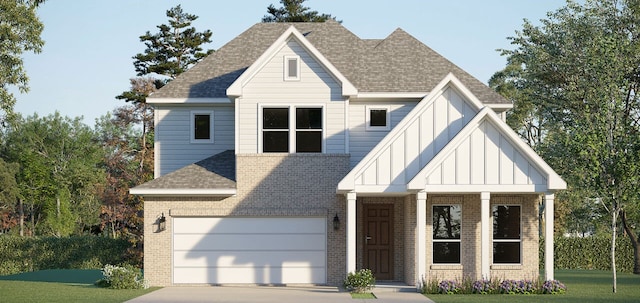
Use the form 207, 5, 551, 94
125, 286, 434, 303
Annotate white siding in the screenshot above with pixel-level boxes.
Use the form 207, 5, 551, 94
353, 87, 478, 187
424, 119, 548, 186
155, 105, 235, 176
237, 39, 345, 154
348, 100, 417, 167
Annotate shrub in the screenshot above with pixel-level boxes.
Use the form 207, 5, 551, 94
472, 279, 494, 294
343, 269, 375, 293
499, 279, 537, 294
0, 236, 131, 275
541, 236, 634, 272
542, 279, 567, 294
421, 276, 440, 294
438, 280, 460, 294
96, 264, 148, 289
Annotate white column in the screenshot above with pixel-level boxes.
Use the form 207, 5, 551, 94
416, 191, 427, 289
346, 192, 357, 274
544, 193, 555, 281
481, 192, 491, 279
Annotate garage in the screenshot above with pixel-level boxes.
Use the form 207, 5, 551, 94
172, 217, 327, 284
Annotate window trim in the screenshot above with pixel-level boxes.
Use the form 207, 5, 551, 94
365, 105, 391, 131
492, 204, 522, 265
284, 55, 301, 81
258, 104, 325, 153
190, 110, 214, 144
432, 204, 462, 265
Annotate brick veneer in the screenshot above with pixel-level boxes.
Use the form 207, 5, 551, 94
143, 154, 350, 286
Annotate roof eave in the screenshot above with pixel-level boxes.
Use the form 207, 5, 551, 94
129, 188, 237, 197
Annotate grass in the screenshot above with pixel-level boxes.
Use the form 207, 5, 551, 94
350, 292, 377, 299
424, 269, 640, 303
0, 269, 158, 303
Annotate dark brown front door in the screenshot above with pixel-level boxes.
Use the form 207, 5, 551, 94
363, 204, 394, 280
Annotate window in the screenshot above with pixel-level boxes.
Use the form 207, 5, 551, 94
284, 55, 300, 81
261, 106, 323, 153
190, 111, 214, 143
493, 205, 521, 264
366, 106, 390, 131
432, 205, 461, 264
263, 108, 289, 152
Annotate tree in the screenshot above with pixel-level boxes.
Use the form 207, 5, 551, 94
2, 113, 104, 236
0, 0, 45, 125
0, 158, 19, 234
130, 4, 213, 81
492, 0, 640, 291
262, 0, 340, 22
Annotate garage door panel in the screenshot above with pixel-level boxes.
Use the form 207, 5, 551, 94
174, 266, 326, 284
174, 234, 325, 251
173, 251, 326, 267
173, 217, 326, 234
173, 217, 327, 284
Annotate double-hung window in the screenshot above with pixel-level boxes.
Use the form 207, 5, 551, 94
261, 106, 323, 153
492, 205, 521, 264
432, 205, 461, 264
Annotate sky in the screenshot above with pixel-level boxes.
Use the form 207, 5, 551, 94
13, 0, 569, 127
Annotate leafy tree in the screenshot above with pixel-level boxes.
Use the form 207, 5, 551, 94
492, 0, 640, 290
2, 113, 104, 236
262, 0, 340, 22
0, 158, 19, 233
0, 0, 45, 125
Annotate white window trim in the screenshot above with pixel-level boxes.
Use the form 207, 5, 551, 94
432, 204, 462, 265
190, 110, 214, 144
284, 55, 300, 81
492, 204, 523, 265
258, 104, 325, 153
365, 105, 391, 131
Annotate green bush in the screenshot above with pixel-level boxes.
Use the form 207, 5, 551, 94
541, 236, 634, 272
0, 236, 131, 276
96, 264, 148, 289
343, 269, 375, 293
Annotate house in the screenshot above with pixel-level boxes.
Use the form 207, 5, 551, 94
130, 20, 566, 288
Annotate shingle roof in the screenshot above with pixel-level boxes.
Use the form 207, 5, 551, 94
151, 21, 509, 104
132, 150, 235, 191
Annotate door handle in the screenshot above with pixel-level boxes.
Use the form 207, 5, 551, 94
365, 236, 372, 244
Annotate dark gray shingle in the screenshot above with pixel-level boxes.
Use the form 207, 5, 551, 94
151, 21, 509, 104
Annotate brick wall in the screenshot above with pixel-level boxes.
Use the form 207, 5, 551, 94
143, 154, 350, 286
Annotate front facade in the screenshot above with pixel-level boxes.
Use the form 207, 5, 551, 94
131, 21, 565, 288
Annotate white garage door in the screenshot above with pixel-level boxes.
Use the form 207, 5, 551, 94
173, 217, 326, 284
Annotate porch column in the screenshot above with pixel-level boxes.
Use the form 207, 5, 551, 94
544, 193, 555, 281
481, 192, 491, 279
416, 191, 427, 288
346, 192, 357, 274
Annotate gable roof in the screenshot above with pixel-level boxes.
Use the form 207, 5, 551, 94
406, 108, 567, 192
150, 21, 509, 104
337, 73, 484, 193
129, 150, 236, 196
227, 25, 357, 97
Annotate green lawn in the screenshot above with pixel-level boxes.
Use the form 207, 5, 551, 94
0, 269, 158, 303
425, 270, 640, 303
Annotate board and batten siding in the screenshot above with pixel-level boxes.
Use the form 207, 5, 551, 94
155, 105, 235, 176
424, 118, 547, 186
348, 100, 417, 168
237, 39, 346, 154
353, 87, 478, 187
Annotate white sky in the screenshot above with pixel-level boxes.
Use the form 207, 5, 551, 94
12, 0, 568, 126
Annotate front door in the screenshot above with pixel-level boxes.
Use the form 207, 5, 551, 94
363, 204, 394, 280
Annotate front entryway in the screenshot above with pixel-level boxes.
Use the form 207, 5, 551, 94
363, 204, 394, 280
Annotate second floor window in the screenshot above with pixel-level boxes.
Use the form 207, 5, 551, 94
190, 110, 214, 144
262, 106, 323, 153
